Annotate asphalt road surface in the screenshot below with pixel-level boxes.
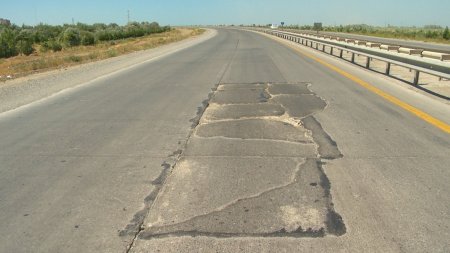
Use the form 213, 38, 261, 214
0, 29, 449, 253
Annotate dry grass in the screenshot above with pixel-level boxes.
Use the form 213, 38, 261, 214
0, 28, 205, 80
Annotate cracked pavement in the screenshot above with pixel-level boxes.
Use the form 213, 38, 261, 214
131, 83, 345, 245
2, 28, 449, 253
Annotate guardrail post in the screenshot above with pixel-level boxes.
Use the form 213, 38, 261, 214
260, 30, 449, 84
366, 57, 371, 68
386, 62, 391, 75
413, 71, 420, 85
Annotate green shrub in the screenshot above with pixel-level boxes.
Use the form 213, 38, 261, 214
444, 27, 450, 40
61, 28, 81, 47
0, 28, 18, 58
17, 40, 34, 55
41, 39, 62, 52
16, 30, 35, 55
50, 40, 62, 51
1, 21, 171, 58
80, 31, 95, 45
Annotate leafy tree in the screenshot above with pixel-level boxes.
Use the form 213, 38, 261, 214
33, 23, 63, 43
80, 31, 95, 45
61, 28, 81, 47
41, 39, 62, 52
16, 30, 35, 55
444, 26, 450, 40
0, 28, 18, 58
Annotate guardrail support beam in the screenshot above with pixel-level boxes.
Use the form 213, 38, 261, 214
262, 30, 450, 82
413, 71, 420, 85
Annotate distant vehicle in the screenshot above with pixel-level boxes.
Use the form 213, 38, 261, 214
271, 24, 279, 29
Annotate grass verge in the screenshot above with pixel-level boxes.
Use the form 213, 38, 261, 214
0, 28, 205, 81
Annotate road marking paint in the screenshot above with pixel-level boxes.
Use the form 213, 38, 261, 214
279, 38, 450, 134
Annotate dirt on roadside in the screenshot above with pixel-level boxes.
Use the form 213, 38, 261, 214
0, 28, 204, 83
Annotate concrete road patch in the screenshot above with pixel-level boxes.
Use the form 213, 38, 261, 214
137, 82, 345, 242
202, 103, 285, 121
273, 95, 327, 118
141, 159, 329, 238
184, 137, 317, 157
196, 119, 311, 143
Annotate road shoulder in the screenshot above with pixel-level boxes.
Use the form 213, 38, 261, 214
0, 29, 217, 114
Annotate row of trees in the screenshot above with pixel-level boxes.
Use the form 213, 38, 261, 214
0, 22, 171, 58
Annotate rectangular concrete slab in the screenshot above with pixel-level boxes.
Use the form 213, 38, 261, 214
273, 95, 327, 118
195, 119, 312, 143
141, 158, 329, 238
184, 136, 317, 157
144, 157, 305, 228
201, 103, 285, 121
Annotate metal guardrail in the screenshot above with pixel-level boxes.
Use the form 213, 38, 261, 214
293, 30, 450, 55
256, 29, 450, 85
286, 30, 450, 61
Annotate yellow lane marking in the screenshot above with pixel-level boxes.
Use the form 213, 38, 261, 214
279, 37, 450, 134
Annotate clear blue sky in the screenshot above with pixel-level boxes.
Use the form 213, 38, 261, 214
1, 0, 449, 27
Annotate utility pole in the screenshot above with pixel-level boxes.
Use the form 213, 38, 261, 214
72, 17, 74, 25
127, 10, 130, 24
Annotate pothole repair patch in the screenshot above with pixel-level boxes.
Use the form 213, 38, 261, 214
139, 82, 346, 239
